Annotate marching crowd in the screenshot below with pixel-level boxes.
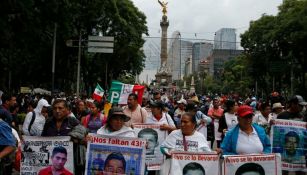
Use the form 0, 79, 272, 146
0, 89, 306, 175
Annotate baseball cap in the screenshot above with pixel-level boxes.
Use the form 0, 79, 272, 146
237, 105, 254, 117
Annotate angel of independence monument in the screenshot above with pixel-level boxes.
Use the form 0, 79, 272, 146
155, 0, 172, 86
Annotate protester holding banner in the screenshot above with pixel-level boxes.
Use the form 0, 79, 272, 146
146, 100, 176, 133
42, 99, 87, 174
81, 101, 106, 134
161, 112, 212, 155
123, 93, 148, 127
218, 99, 238, 141
275, 95, 307, 175
253, 102, 271, 134
221, 105, 271, 155
96, 106, 136, 137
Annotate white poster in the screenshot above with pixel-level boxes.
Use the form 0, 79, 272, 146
21, 136, 74, 175
222, 154, 282, 175
134, 123, 167, 170
170, 152, 219, 175
271, 119, 307, 172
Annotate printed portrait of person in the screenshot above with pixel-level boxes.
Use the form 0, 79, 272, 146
103, 152, 126, 175
38, 146, 73, 175
283, 131, 305, 164
235, 162, 265, 175
137, 128, 159, 155
182, 162, 205, 175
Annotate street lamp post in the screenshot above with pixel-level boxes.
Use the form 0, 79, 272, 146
52, 22, 57, 95
76, 31, 82, 97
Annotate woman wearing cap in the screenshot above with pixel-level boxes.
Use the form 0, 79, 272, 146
146, 100, 176, 133
220, 105, 271, 155
82, 101, 106, 134
96, 107, 135, 137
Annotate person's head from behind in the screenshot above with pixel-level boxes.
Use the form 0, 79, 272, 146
181, 112, 197, 136
288, 95, 307, 113
138, 128, 158, 155
285, 131, 299, 156
51, 146, 68, 171
104, 152, 126, 175
235, 163, 265, 175
183, 162, 205, 175
106, 107, 130, 132
52, 99, 70, 121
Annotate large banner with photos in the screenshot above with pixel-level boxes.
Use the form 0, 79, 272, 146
134, 123, 167, 170
21, 136, 74, 175
170, 152, 219, 175
85, 134, 146, 175
271, 119, 307, 172
222, 154, 282, 175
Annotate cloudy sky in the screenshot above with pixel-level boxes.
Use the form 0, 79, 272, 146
132, 0, 284, 83
131, 0, 283, 41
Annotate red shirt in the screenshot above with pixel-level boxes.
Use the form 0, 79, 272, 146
38, 166, 73, 175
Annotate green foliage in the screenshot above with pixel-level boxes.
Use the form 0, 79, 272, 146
0, 0, 148, 93
240, 0, 307, 97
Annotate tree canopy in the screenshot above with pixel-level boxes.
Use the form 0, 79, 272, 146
0, 0, 148, 94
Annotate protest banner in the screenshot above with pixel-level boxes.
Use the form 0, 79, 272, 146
170, 152, 219, 175
271, 119, 307, 172
85, 134, 146, 175
222, 154, 282, 175
134, 124, 167, 170
21, 136, 74, 175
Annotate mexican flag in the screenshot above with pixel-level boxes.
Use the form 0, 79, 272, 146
92, 83, 104, 102
108, 80, 145, 105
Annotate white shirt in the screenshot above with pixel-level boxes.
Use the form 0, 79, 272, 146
22, 111, 46, 136
236, 127, 263, 154
146, 112, 176, 128
225, 113, 238, 130
253, 113, 269, 127
161, 130, 211, 152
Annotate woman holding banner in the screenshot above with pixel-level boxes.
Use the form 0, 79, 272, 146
220, 105, 271, 155
161, 112, 211, 154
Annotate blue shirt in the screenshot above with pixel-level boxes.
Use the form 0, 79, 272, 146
0, 120, 16, 147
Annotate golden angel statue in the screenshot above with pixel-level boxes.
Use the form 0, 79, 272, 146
158, 0, 168, 15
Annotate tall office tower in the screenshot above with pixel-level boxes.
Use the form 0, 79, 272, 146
192, 42, 213, 72
214, 28, 236, 50
168, 31, 193, 80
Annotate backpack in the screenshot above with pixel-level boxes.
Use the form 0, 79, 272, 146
28, 111, 36, 135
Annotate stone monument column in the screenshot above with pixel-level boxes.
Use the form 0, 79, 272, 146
155, 0, 172, 86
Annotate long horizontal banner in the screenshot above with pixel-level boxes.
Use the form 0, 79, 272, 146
222, 154, 282, 175
170, 152, 219, 175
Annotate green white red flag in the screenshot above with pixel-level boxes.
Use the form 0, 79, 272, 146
92, 83, 104, 102
108, 80, 145, 105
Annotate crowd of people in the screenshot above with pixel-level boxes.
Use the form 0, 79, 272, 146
0, 89, 306, 175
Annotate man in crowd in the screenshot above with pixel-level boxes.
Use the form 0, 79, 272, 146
0, 93, 17, 126
123, 93, 148, 127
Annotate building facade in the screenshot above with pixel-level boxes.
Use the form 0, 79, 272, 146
214, 28, 236, 50
192, 42, 213, 73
